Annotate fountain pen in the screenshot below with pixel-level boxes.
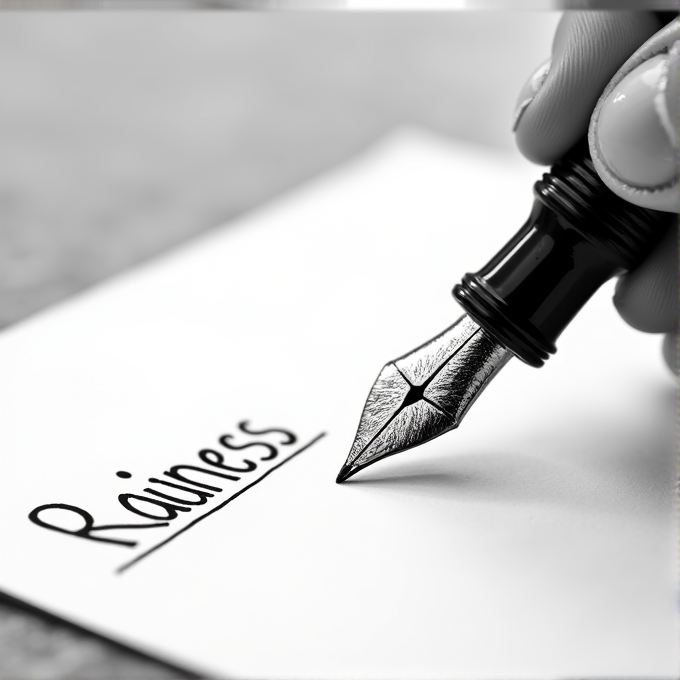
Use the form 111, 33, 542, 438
336, 140, 670, 483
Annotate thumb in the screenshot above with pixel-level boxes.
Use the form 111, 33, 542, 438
514, 12, 662, 166
589, 21, 680, 213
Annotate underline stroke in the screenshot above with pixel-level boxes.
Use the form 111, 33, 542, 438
116, 432, 327, 574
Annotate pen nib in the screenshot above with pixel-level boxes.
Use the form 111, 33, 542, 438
336, 463, 355, 484
336, 314, 510, 482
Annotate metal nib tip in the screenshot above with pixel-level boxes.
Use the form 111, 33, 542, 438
335, 463, 355, 484
339, 314, 511, 481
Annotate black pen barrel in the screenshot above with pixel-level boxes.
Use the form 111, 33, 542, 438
453, 140, 672, 367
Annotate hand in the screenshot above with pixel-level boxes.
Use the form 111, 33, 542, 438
513, 12, 679, 373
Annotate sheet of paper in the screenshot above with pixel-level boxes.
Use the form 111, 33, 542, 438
0, 129, 676, 679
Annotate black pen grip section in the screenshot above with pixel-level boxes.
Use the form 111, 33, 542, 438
453, 141, 668, 367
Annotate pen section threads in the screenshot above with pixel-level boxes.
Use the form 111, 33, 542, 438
535, 142, 665, 267
453, 140, 670, 368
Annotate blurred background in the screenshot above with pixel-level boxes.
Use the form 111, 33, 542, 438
0, 11, 558, 678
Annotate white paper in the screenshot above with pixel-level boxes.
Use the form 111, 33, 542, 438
0, 129, 676, 679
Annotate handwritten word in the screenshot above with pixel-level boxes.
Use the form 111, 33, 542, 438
29, 421, 298, 548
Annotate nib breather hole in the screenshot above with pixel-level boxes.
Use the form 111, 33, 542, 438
401, 383, 427, 408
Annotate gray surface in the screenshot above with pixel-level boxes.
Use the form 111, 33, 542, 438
0, 12, 557, 678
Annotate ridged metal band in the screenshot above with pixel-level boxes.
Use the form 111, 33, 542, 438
534, 147, 663, 270
453, 276, 555, 368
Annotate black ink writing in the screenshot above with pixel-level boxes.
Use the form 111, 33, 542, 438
28, 421, 303, 550
28, 504, 167, 547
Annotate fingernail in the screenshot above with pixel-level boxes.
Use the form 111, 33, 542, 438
596, 52, 677, 190
512, 57, 551, 132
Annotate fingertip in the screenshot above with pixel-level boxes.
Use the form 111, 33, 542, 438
662, 332, 678, 375
589, 25, 680, 213
512, 58, 551, 134
613, 221, 678, 334
514, 12, 662, 166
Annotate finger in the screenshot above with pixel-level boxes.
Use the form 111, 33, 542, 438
662, 333, 677, 374
514, 11, 662, 166
589, 23, 680, 213
614, 221, 678, 334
